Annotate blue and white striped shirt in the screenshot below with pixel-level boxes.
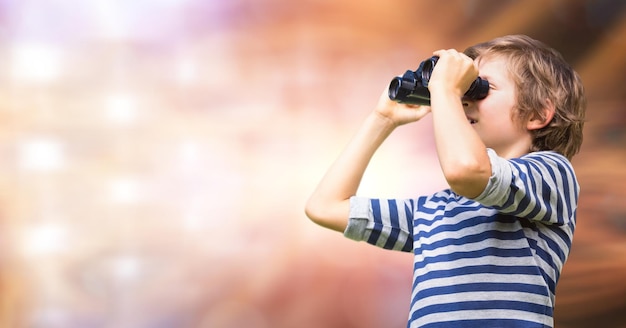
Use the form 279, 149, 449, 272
345, 149, 579, 328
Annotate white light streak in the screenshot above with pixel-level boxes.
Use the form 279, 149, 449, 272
176, 56, 198, 85
21, 223, 69, 256
109, 177, 142, 204
105, 94, 137, 125
11, 43, 64, 83
18, 138, 66, 172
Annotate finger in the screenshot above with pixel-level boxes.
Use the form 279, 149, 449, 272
433, 49, 459, 58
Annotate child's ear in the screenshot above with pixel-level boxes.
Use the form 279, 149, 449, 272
527, 98, 555, 130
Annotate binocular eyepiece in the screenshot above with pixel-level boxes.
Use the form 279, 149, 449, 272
388, 56, 489, 106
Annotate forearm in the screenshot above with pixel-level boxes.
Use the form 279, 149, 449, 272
305, 112, 396, 232
430, 91, 490, 198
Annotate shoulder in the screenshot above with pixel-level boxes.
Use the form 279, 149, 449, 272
518, 150, 571, 165
475, 149, 579, 208
514, 151, 577, 178
481, 149, 569, 189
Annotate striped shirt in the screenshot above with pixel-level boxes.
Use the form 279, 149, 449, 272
345, 149, 579, 328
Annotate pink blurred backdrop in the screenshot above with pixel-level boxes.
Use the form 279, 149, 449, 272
1, 0, 626, 327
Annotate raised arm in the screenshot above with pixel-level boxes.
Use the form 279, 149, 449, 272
428, 50, 491, 198
305, 89, 430, 232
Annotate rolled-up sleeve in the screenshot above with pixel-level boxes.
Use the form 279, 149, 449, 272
344, 196, 371, 241
344, 196, 414, 252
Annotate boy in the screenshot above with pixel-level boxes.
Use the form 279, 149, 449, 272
305, 35, 586, 327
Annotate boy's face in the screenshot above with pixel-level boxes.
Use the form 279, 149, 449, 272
464, 55, 531, 159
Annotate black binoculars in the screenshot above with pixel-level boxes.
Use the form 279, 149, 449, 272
388, 56, 489, 106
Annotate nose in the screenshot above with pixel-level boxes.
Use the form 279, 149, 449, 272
462, 91, 485, 105
462, 97, 472, 108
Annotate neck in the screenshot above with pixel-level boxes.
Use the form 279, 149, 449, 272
495, 136, 533, 159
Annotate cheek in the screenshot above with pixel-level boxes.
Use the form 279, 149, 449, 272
485, 93, 515, 117
480, 100, 518, 131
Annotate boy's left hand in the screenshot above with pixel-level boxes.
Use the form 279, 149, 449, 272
428, 49, 479, 99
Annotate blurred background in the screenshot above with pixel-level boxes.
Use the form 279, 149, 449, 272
1, 0, 625, 327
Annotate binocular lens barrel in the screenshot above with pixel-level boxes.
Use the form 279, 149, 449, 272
388, 56, 489, 106
388, 77, 406, 100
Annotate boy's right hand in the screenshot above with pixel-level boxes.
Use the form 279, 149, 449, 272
374, 87, 431, 127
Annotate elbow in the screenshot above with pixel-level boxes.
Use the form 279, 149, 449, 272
443, 159, 491, 198
304, 199, 322, 225
304, 197, 330, 227
304, 197, 348, 232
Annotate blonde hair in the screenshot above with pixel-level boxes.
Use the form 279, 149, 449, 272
464, 35, 586, 160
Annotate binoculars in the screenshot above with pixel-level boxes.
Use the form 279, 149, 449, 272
388, 56, 489, 106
